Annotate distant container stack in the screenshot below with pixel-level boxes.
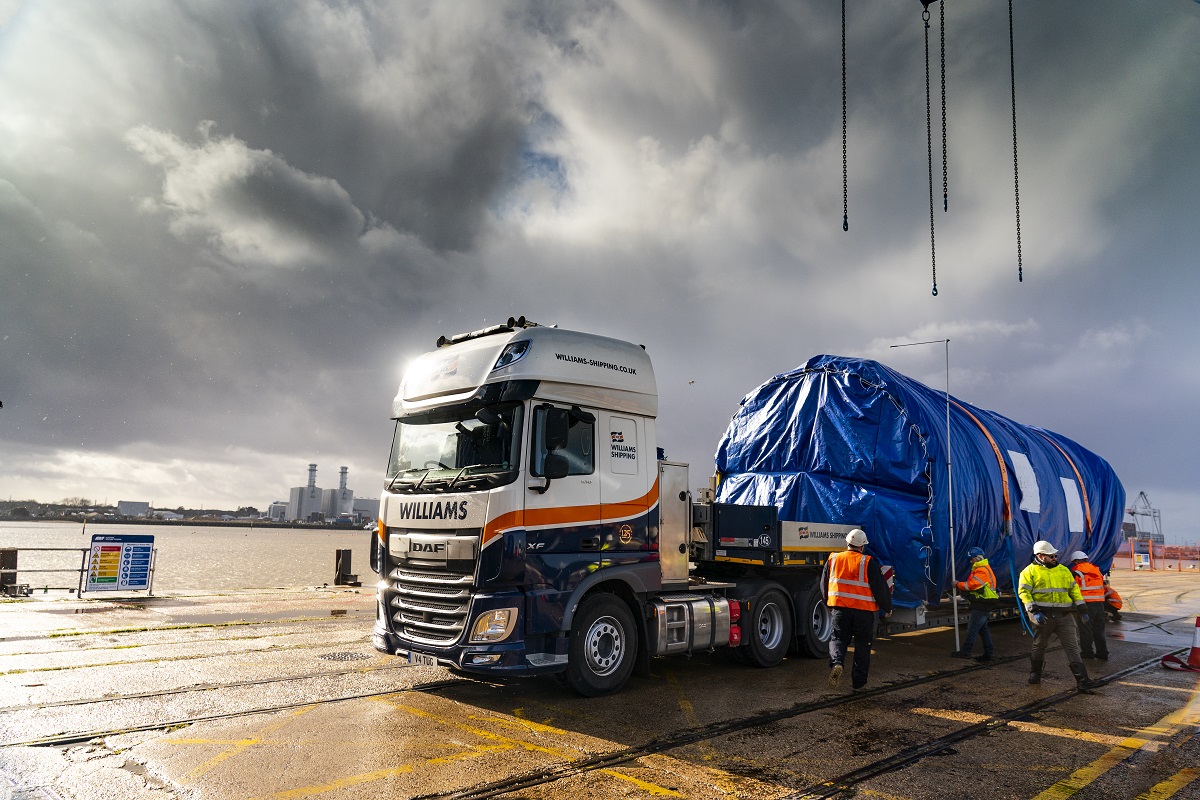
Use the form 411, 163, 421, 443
715, 355, 1126, 609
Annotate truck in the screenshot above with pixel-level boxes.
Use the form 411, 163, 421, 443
369, 318, 1125, 695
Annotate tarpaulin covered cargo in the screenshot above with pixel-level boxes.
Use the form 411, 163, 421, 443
714, 355, 1125, 609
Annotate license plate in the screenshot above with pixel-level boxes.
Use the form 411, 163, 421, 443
408, 652, 438, 667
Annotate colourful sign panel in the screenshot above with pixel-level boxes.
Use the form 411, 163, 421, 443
86, 534, 154, 592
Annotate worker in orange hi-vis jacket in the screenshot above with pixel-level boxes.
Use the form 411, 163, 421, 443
1070, 551, 1109, 661
821, 529, 893, 692
1103, 579, 1123, 622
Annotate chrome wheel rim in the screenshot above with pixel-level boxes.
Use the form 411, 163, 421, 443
757, 602, 784, 650
584, 615, 624, 676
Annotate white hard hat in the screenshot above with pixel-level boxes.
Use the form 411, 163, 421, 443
846, 528, 868, 547
1033, 540, 1059, 556
1070, 551, 1089, 562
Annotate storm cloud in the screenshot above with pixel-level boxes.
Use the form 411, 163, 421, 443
1, 1, 1198, 538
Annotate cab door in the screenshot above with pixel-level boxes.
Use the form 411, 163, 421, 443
524, 403, 602, 593
599, 412, 652, 553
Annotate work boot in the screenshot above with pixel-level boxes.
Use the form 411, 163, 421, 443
1027, 657, 1043, 685
974, 654, 994, 663
1070, 662, 1100, 692
827, 664, 843, 689
950, 650, 971, 659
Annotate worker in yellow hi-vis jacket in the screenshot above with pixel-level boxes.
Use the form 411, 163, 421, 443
1018, 541, 1099, 691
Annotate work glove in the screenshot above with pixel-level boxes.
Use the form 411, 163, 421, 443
1032, 612, 1047, 626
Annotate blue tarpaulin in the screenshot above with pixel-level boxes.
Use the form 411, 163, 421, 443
714, 356, 1125, 609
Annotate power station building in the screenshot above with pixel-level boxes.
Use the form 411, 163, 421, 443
283, 464, 372, 523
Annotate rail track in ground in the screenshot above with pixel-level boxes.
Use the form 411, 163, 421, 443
403, 651, 1182, 800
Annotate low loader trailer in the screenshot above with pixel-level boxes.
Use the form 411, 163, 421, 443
370, 319, 1123, 695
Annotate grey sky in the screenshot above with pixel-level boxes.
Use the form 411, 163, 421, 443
1, 1, 1197, 540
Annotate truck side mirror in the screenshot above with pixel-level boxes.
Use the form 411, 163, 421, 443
543, 452, 569, 480
475, 407, 502, 426
544, 407, 570, 451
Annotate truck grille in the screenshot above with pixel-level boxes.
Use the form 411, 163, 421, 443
388, 564, 474, 645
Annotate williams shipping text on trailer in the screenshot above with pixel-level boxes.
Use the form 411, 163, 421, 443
369, 319, 1124, 695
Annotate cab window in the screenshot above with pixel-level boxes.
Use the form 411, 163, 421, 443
531, 405, 595, 476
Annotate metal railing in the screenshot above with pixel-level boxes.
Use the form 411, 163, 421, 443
1, 548, 90, 596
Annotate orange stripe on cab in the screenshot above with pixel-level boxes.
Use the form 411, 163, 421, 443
482, 478, 660, 546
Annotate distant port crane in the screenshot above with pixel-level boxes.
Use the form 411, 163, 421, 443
1126, 491, 1162, 539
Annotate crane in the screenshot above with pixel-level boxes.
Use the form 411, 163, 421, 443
1126, 491, 1162, 540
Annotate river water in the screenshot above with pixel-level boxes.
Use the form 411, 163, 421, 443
0, 521, 374, 592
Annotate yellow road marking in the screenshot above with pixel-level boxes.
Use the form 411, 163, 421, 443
471, 713, 569, 735
910, 708, 1134, 747
382, 699, 581, 759
663, 669, 750, 797
1134, 768, 1200, 800
429, 744, 513, 765
250, 764, 413, 799
1031, 685, 1200, 799
600, 769, 685, 796
185, 706, 314, 779
512, 707, 557, 726
1119, 681, 1199, 695
389, 697, 691, 798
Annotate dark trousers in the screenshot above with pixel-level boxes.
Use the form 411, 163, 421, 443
1078, 602, 1108, 658
961, 607, 994, 657
1032, 611, 1083, 667
829, 607, 876, 689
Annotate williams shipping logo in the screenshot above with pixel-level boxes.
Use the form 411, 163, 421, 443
555, 353, 637, 375
394, 500, 469, 521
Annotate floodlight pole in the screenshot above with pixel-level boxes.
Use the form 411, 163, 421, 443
891, 338, 959, 650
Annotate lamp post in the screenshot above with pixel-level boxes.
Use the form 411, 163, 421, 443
890, 338, 958, 650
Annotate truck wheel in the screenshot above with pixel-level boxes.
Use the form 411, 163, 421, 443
795, 588, 833, 658
743, 587, 792, 668
564, 594, 637, 696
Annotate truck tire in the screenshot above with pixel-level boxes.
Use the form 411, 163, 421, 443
743, 586, 792, 668
794, 587, 833, 658
564, 594, 637, 696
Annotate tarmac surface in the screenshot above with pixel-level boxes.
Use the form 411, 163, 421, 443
2, 569, 1198, 800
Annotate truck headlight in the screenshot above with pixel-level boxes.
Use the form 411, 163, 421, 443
469, 608, 517, 642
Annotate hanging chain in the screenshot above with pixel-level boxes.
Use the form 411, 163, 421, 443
842, 0, 848, 232
940, 0, 948, 212
1009, 0, 1023, 282
924, 7, 937, 296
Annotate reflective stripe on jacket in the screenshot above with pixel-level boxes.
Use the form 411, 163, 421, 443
956, 559, 999, 601
827, 550, 879, 611
1018, 562, 1086, 611
1072, 561, 1106, 603
1105, 585, 1123, 609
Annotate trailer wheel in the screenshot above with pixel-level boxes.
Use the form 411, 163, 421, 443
795, 587, 833, 658
564, 594, 637, 696
743, 587, 792, 668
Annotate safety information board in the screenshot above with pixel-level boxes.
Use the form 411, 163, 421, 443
86, 534, 154, 592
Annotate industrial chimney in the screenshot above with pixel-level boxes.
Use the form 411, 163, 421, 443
308, 464, 318, 497
339, 466, 348, 491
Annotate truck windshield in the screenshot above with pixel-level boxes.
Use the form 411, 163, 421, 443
385, 403, 523, 493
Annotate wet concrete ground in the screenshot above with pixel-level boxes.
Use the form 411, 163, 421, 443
1, 570, 1198, 799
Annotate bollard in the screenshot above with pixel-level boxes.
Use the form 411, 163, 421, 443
334, 549, 360, 587
1, 549, 16, 594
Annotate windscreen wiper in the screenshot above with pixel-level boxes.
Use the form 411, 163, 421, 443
387, 468, 428, 492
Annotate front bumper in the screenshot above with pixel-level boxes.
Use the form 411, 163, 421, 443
372, 590, 567, 676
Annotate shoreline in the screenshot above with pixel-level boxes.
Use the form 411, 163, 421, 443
0, 516, 367, 531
